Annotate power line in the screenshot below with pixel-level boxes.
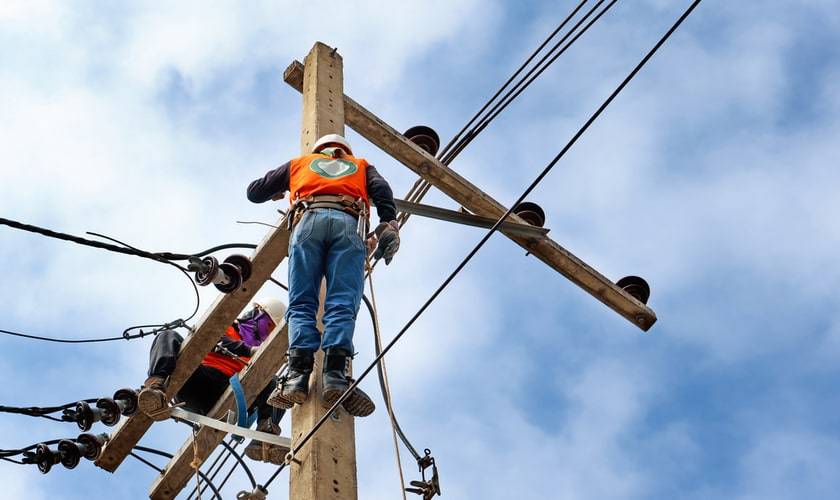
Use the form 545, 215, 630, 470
0, 399, 97, 421
132, 446, 224, 500
263, 0, 703, 488
400, 0, 618, 227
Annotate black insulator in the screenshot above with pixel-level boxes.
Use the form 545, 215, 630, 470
404, 125, 441, 156
513, 201, 546, 227
57, 440, 82, 470
95, 398, 122, 426
34, 443, 61, 474
74, 401, 101, 431
616, 275, 651, 304
76, 433, 108, 461
224, 254, 253, 282
113, 388, 139, 416
194, 256, 220, 286
214, 262, 243, 293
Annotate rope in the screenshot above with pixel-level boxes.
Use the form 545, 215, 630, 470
263, 0, 703, 487
366, 260, 408, 500
191, 426, 202, 500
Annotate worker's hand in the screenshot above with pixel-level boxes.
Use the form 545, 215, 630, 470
373, 220, 400, 265
249, 346, 259, 357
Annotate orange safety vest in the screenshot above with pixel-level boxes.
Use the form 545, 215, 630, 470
201, 326, 251, 377
289, 153, 369, 207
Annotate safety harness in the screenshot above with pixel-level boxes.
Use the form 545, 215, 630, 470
287, 193, 369, 238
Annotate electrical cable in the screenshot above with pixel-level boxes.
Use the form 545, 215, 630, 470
267, 276, 422, 459
399, 0, 609, 226
262, 0, 702, 487
0, 216, 258, 262
187, 438, 241, 500
173, 419, 258, 490
440, 0, 620, 166
0, 399, 97, 421
436, 0, 590, 162
365, 262, 408, 500
132, 446, 223, 500
0, 327, 152, 344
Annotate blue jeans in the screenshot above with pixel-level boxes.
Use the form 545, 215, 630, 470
286, 208, 365, 353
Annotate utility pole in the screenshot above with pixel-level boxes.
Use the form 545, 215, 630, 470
289, 41, 358, 500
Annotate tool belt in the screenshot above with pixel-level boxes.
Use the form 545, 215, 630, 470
287, 194, 368, 233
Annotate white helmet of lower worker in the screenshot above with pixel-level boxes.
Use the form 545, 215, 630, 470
253, 297, 287, 326
312, 134, 352, 155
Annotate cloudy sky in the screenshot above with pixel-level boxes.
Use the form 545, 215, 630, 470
2, 1, 840, 499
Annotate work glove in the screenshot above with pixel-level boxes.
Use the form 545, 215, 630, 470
249, 346, 260, 357
372, 220, 400, 264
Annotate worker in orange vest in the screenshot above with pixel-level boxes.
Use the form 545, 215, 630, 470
137, 297, 289, 464
247, 134, 400, 416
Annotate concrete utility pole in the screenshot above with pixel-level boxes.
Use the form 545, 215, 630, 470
289, 41, 358, 500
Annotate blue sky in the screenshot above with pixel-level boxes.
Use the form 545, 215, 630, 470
2, 1, 840, 499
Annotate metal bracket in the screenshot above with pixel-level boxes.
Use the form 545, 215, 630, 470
394, 199, 549, 238
169, 408, 291, 448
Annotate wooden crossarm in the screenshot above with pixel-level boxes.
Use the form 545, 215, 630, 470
149, 323, 290, 500
95, 222, 292, 472
284, 60, 656, 331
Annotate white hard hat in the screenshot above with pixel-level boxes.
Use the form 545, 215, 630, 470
312, 134, 352, 155
253, 297, 287, 326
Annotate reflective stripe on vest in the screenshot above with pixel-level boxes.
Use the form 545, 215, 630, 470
289, 153, 369, 206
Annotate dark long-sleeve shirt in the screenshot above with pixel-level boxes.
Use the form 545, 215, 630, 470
247, 161, 397, 223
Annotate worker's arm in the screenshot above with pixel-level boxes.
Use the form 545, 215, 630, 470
217, 336, 252, 358
366, 165, 396, 223
247, 162, 290, 203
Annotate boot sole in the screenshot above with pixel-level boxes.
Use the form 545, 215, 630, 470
322, 387, 346, 408
342, 388, 376, 417
137, 388, 170, 421
267, 386, 307, 409
244, 441, 290, 465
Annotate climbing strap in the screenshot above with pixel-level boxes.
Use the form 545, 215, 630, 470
229, 373, 258, 440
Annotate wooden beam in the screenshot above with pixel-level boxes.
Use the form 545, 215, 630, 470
289, 41, 359, 500
95, 223, 292, 472
148, 323, 291, 500
284, 60, 657, 331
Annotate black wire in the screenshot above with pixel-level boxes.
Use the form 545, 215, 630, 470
0, 399, 97, 419
0, 216, 258, 262
0, 327, 144, 344
132, 446, 223, 500
441, 0, 619, 165
174, 418, 257, 490
270, 268, 424, 461
436, 0, 590, 161
263, 0, 702, 487
360, 294, 422, 461
0, 457, 25, 464
1, 439, 63, 458
187, 438, 241, 500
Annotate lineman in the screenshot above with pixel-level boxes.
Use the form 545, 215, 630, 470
247, 134, 400, 416
137, 297, 289, 464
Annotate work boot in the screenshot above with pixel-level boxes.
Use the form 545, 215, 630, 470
322, 348, 352, 406
138, 375, 170, 421
274, 349, 314, 407
341, 386, 376, 418
243, 418, 289, 465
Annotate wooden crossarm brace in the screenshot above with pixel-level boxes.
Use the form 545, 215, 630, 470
95, 221, 292, 472
149, 322, 291, 500
284, 61, 656, 331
